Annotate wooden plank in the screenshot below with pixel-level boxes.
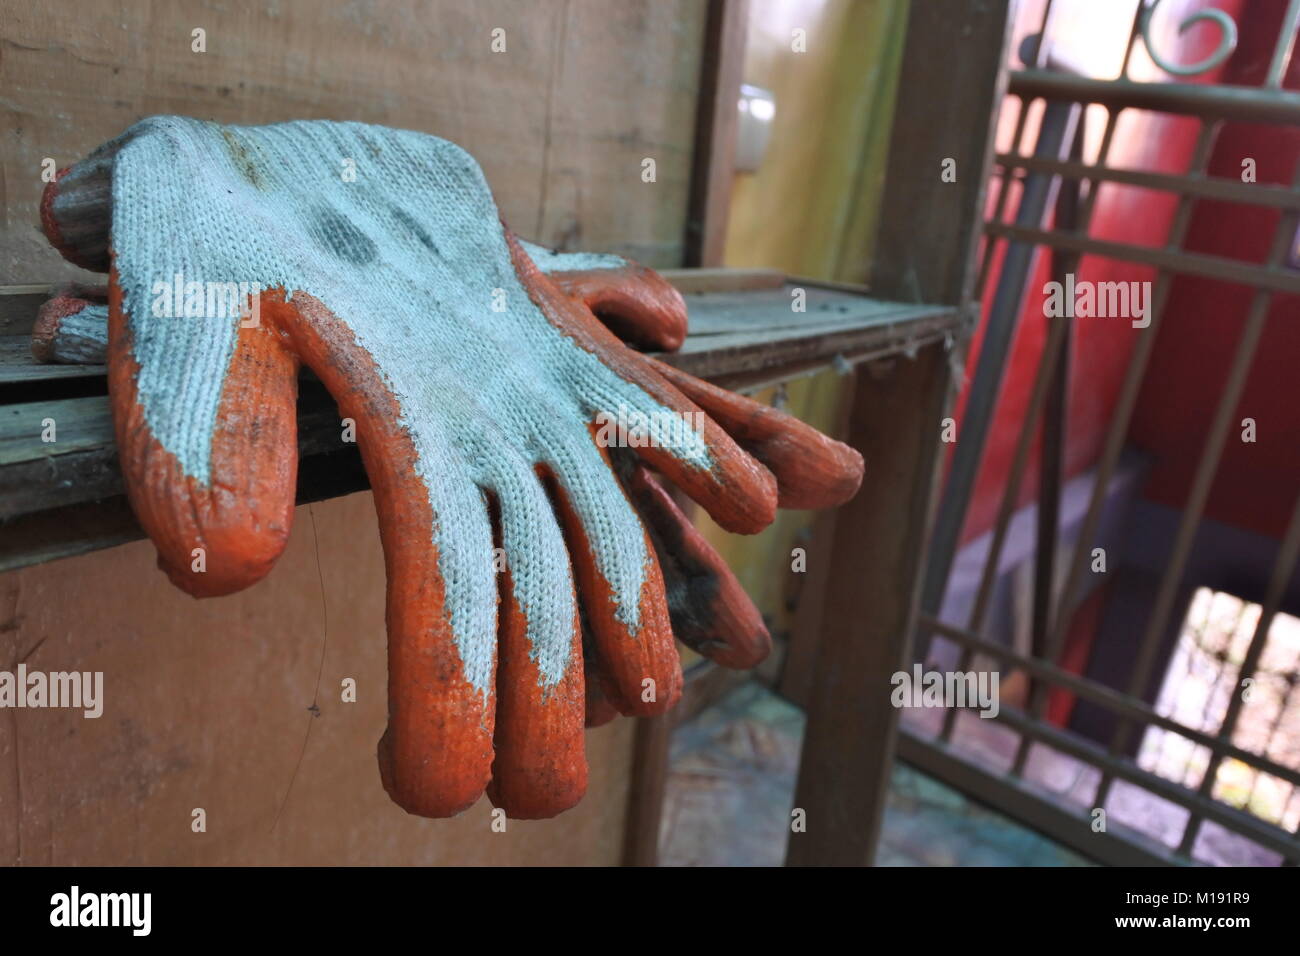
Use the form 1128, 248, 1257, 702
682, 0, 749, 267
778, 374, 857, 707
0, 447, 368, 574
867, 1, 1014, 307
0, 383, 353, 520
0, 300, 958, 514
0, 276, 959, 577
0, 336, 103, 383
677, 286, 925, 336
0, 288, 51, 335
786, 342, 952, 866
620, 714, 674, 866
665, 307, 957, 382
0, 497, 142, 574
659, 267, 782, 293
0, 280, 959, 393
0, 1, 707, 282
0, 397, 113, 463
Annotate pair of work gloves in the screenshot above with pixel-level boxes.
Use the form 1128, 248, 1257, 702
35, 117, 863, 819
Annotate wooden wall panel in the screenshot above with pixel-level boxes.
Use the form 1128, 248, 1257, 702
0, 0, 706, 282
0, 0, 706, 865
0, 491, 637, 865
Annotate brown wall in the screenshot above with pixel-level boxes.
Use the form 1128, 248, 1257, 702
1, 493, 636, 865
0, 0, 706, 282
0, 0, 707, 864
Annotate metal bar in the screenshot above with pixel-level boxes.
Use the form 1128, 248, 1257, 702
1096, 159, 1300, 807
1266, 0, 1300, 88
1178, 492, 1300, 853
994, 153, 1300, 210
981, 704, 1300, 860
940, 112, 1117, 745
1016, 276, 1071, 774
1009, 69, 1300, 125
1119, 0, 1146, 80
910, 9, 1300, 869
983, 223, 1300, 295
970, 108, 1117, 640
1042, 121, 1218, 689
975, 97, 1030, 299
898, 727, 1186, 867
920, 613, 1300, 790
916, 98, 1081, 649
974, 0, 1061, 303
1028, 128, 1081, 698
966, 316, 1068, 638
937, 310, 1069, 744
1012, 126, 1084, 774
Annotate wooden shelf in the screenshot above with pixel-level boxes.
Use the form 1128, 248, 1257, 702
0, 274, 959, 572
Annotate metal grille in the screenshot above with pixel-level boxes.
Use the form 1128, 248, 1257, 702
906, 0, 1300, 866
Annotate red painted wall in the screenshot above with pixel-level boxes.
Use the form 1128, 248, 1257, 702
951, 0, 1265, 546
1129, 6, 1300, 539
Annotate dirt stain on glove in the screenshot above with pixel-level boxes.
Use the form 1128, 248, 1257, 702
309, 206, 378, 266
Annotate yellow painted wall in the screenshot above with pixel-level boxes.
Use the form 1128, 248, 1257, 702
693, 0, 909, 657
724, 0, 909, 282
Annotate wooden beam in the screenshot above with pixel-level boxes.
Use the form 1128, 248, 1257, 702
786, 344, 952, 865
778, 375, 857, 708
621, 714, 675, 866
785, 0, 1013, 865
683, 0, 748, 267
867, 0, 1013, 307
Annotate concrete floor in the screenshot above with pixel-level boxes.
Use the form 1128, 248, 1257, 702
659, 681, 1093, 867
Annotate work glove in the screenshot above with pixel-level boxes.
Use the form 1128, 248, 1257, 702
37, 117, 863, 819
35, 281, 785, 723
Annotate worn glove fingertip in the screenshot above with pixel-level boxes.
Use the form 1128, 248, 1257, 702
32, 292, 109, 364
487, 571, 588, 820
108, 286, 300, 599
378, 729, 489, 819
628, 465, 772, 670
41, 167, 112, 273
552, 264, 689, 352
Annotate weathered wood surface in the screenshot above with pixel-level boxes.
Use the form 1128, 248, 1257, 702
683, 0, 749, 268
0, 0, 707, 284
0, 277, 957, 571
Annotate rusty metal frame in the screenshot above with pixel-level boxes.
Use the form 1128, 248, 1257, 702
911, 0, 1300, 866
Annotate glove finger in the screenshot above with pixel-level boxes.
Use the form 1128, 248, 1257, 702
107, 273, 300, 597
508, 233, 777, 535
596, 364, 778, 536
545, 264, 687, 352
41, 159, 114, 272
516, 238, 684, 350
624, 462, 771, 669
483, 472, 587, 820
32, 290, 109, 364
539, 429, 683, 717
652, 359, 864, 510
278, 292, 498, 818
